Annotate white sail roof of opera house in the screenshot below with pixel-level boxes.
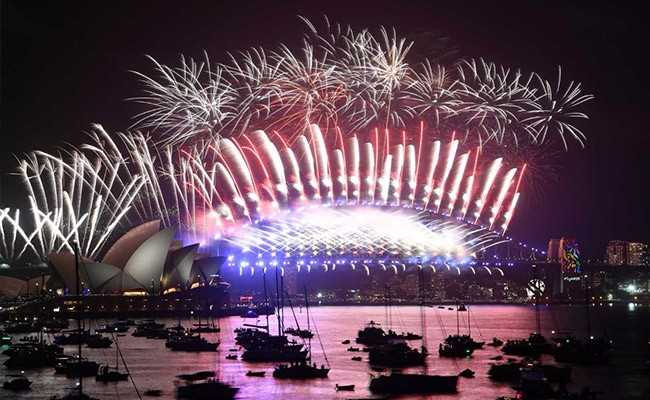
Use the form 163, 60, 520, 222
45, 220, 197, 294
162, 244, 199, 291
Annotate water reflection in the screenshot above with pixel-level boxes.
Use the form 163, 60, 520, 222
1, 304, 648, 399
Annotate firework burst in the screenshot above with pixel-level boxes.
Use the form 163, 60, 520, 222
131, 17, 592, 150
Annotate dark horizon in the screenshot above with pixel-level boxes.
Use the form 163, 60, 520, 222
2, 1, 649, 258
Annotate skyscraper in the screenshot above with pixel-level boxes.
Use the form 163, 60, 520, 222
627, 242, 648, 266
547, 239, 561, 262
606, 240, 628, 265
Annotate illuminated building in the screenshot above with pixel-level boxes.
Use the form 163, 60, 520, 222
547, 239, 561, 262
606, 240, 628, 266
627, 242, 648, 266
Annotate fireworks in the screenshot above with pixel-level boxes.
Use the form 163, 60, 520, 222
220, 206, 505, 265
131, 18, 593, 150
1, 17, 592, 266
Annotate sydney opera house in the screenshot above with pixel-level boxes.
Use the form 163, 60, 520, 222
0, 220, 228, 302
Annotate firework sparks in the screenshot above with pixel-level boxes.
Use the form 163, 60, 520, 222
131, 18, 592, 149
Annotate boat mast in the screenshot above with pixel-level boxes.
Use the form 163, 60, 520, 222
263, 270, 270, 330
467, 306, 471, 337
304, 286, 311, 361
418, 267, 427, 351
73, 241, 83, 397
274, 267, 282, 336
280, 273, 285, 335
456, 302, 460, 336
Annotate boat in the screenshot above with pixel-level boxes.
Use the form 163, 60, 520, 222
242, 271, 310, 364
368, 342, 427, 367
242, 340, 307, 362
96, 323, 129, 333
335, 384, 355, 391
502, 333, 552, 358
143, 389, 162, 397
4, 345, 50, 369
136, 319, 164, 329
515, 367, 555, 399
284, 327, 314, 338
177, 379, 238, 399
3, 374, 32, 391
54, 330, 91, 345
96, 331, 129, 383
226, 354, 237, 360
356, 320, 388, 346
86, 334, 112, 348
234, 327, 270, 347
55, 357, 100, 378
553, 336, 611, 364
273, 361, 330, 379
191, 323, 220, 334
341, 339, 350, 344
228, 348, 238, 352
96, 364, 129, 382
438, 334, 482, 358
347, 346, 361, 352
245, 370, 266, 377
177, 371, 215, 381
167, 333, 219, 352
488, 337, 504, 347
190, 305, 221, 334
241, 308, 259, 318
351, 356, 362, 361
369, 372, 458, 394
488, 361, 522, 382
132, 320, 167, 338
457, 304, 467, 312
459, 368, 475, 378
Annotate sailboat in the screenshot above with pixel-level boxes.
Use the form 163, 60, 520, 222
370, 269, 458, 395
96, 330, 129, 382
241, 269, 307, 363
365, 286, 427, 367
190, 300, 221, 333
438, 303, 484, 358
357, 287, 422, 348
167, 303, 219, 352
273, 286, 330, 379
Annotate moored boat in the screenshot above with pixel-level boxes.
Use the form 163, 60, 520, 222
273, 361, 330, 379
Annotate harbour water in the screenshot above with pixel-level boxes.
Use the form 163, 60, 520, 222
2, 304, 648, 399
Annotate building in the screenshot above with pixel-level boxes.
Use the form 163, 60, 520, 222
547, 239, 561, 262
606, 240, 628, 266
627, 242, 648, 266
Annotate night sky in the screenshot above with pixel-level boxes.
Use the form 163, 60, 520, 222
1, 1, 648, 257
